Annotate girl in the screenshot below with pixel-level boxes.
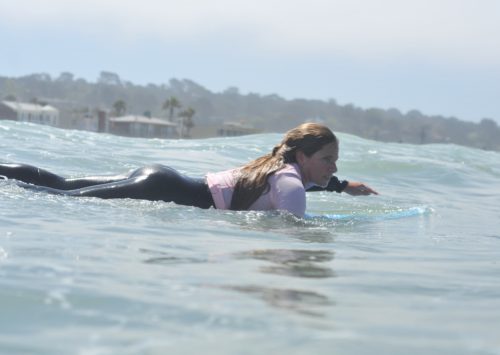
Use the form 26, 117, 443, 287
0, 123, 377, 217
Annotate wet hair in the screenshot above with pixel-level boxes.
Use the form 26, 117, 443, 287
230, 122, 338, 210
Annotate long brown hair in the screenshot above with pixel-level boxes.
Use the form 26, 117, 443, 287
230, 123, 338, 210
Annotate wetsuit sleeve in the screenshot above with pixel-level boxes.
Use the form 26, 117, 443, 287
306, 176, 348, 193
272, 174, 306, 218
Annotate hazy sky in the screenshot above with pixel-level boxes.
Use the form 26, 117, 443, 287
1, 0, 499, 123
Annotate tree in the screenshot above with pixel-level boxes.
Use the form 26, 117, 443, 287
29, 97, 47, 106
162, 96, 182, 121
113, 99, 127, 117
25, 73, 52, 82
4, 94, 17, 101
477, 118, 500, 150
223, 86, 240, 96
407, 109, 424, 120
56, 72, 75, 82
98, 71, 122, 86
178, 107, 196, 138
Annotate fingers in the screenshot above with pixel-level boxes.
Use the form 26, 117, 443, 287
360, 185, 378, 195
345, 182, 379, 195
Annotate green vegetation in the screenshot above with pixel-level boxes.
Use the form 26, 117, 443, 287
112, 99, 127, 117
1, 71, 499, 151
162, 96, 182, 121
178, 107, 196, 138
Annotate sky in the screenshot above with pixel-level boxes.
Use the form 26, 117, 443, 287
1, 0, 499, 123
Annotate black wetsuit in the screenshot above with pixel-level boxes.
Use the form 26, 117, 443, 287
0, 163, 215, 209
0, 163, 347, 209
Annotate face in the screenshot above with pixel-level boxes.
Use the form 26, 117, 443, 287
296, 142, 339, 187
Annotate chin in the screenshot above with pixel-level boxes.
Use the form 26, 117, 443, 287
317, 179, 329, 188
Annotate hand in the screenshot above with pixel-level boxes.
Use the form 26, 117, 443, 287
343, 181, 378, 196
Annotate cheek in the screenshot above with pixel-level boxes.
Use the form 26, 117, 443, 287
320, 161, 330, 171
313, 163, 327, 177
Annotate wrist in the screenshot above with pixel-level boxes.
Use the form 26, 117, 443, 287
337, 180, 349, 193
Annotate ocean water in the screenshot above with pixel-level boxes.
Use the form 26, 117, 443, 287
1, 120, 499, 355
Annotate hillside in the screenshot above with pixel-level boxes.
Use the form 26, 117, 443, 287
1, 71, 499, 151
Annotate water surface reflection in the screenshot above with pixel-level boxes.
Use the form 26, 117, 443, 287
141, 246, 336, 317
235, 249, 335, 278
219, 285, 333, 317
221, 248, 336, 316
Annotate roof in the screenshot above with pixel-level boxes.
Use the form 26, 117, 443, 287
221, 121, 259, 132
1, 101, 58, 113
109, 115, 178, 127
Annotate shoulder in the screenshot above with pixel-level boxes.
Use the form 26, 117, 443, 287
274, 163, 301, 179
272, 164, 303, 188
269, 164, 306, 217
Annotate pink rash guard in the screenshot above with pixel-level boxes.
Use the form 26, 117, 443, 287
206, 163, 315, 218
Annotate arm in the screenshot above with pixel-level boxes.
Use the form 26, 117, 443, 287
306, 176, 378, 195
343, 181, 378, 195
272, 174, 307, 218
306, 176, 348, 193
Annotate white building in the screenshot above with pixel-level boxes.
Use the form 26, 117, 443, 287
0, 101, 59, 126
109, 115, 178, 138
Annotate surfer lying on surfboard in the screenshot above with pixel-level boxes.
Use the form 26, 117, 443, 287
1, 123, 377, 218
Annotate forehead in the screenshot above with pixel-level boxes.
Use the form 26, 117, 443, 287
316, 142, 339, 156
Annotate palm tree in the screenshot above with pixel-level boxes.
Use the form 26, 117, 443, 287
112, 100, 127, 117
162, 96, 182, 121
178, 107, 196, 138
